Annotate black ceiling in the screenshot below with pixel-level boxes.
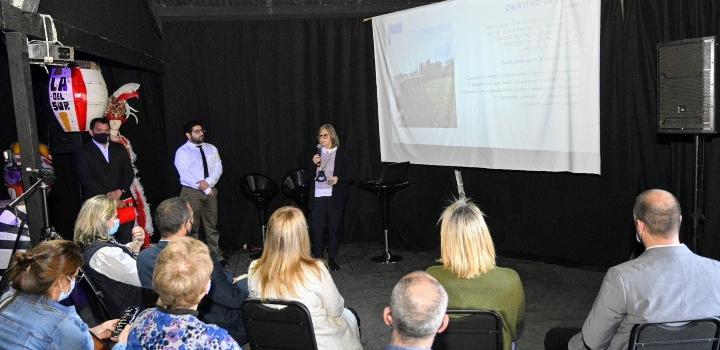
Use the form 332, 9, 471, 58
149, 0, 443, 20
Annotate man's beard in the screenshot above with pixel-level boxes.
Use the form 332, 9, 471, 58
191, 135, 204, 144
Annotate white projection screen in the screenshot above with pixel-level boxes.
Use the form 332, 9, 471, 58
372, 0, 601, 174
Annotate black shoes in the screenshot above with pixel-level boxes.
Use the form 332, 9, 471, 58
328, 258, 340, 271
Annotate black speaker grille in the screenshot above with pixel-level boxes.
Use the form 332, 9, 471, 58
657, 37, 716, 134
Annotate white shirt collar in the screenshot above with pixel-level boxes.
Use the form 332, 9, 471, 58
92, 139, 108, 148
185, 140, 204, 148
645, 243, 684, 250
322, 146, 337, 154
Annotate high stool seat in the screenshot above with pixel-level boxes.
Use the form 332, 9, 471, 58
240, 173, 278, 251
281, 168, 310, 212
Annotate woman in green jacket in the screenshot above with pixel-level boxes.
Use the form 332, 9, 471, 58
427, 197, 525, 350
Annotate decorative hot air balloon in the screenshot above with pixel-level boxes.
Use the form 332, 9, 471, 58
48, 60, 108, 132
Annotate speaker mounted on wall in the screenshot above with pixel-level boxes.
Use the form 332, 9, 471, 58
657, 36, 717, 134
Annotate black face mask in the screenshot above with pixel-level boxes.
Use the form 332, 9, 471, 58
92, 133, 110, 144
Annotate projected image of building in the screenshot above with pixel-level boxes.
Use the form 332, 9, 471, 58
388, 24, 457, 128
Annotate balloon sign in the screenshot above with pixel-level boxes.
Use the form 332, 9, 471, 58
48, 61, 108, 132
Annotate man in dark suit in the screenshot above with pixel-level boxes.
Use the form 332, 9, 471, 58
136, 197, 249, 345
76, 117, 134, 242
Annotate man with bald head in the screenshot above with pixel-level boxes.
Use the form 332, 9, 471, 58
563, 189, 720, 349
384, 271, 449, 350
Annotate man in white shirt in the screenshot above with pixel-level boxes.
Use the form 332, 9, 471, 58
174, 120, 224, 264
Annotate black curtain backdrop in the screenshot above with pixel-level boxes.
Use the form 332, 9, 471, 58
624, 0, 720, 260
161, 5, 638, 266
162, 18, 382, 252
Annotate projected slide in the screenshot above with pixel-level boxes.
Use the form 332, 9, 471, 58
373, 0, 601, 174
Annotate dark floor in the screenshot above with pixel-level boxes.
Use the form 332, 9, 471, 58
225, 242, 606, 350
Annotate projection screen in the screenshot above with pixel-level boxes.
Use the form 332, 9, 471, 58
372, 0, 601, 174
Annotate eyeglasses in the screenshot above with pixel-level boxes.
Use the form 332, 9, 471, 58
317, 133, 329, 138
69, 271, 84, 282
191, 129, 205, 134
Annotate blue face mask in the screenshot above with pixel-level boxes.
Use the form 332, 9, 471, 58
58, 276, 75, 301
108, 218, 120, 236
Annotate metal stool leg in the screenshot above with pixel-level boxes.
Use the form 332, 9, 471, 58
372, 190, 402, 263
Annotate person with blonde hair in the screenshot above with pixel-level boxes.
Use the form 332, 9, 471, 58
306, 123, 355, 270
248, 206, 362, 349
115, 236, 239, 349
426, 197, 524, 350
0, 240, 120, 349
73, 195, 145, 318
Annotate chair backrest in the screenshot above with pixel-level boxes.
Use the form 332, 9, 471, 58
432, 309, 503, 350
241, 298, 318, 350
628, 317, 720, 350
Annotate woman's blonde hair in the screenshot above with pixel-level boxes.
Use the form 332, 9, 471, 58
251, 206, 322, 298
319, 123, 340, 148
439, 197, 496, 278
73, 195, 116, 247
153, 237, 213, 309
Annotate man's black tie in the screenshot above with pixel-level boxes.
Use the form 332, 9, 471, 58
198, 145, 209, 178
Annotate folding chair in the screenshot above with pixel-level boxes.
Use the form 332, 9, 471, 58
432, 309, 504, 350
628, 317, 720, 350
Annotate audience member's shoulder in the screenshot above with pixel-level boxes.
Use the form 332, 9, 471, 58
53, 311, 91, 345
201, 321, 240, 349
694, 252, 720, 269
494, 266, 522, 281
425, 264, 444, 277
136, 245, 155, 261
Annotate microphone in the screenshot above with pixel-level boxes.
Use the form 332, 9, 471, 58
314, 144, 327, 182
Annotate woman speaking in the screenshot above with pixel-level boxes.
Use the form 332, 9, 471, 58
307, 124, 354, 271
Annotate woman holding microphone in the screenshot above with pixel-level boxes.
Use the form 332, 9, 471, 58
307, 124, 354, 271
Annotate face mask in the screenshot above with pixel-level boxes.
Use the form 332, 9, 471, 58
58, 276, 75, 301
635, 231, 642, 244
108, 218, 120, 236
92, 133, 110, 144
205, 280, 212, 295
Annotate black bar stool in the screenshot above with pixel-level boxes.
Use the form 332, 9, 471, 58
281, 168, 310, 213
240, 173, 278, 253
359, 161, 410, 263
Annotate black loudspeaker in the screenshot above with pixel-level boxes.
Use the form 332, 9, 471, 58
657, 36, 717, 134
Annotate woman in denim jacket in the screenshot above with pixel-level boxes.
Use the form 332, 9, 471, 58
0, 240, 119, 349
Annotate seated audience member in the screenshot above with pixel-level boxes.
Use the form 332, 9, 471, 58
248, 206, 362, 350
0, 240, 119, 349
384, 271, 449, 350
426, 197, 525, 350
136, 197, 248, 344
114, 236, 239, 349
74, 195, 145, 318
546, 189, 720, 350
